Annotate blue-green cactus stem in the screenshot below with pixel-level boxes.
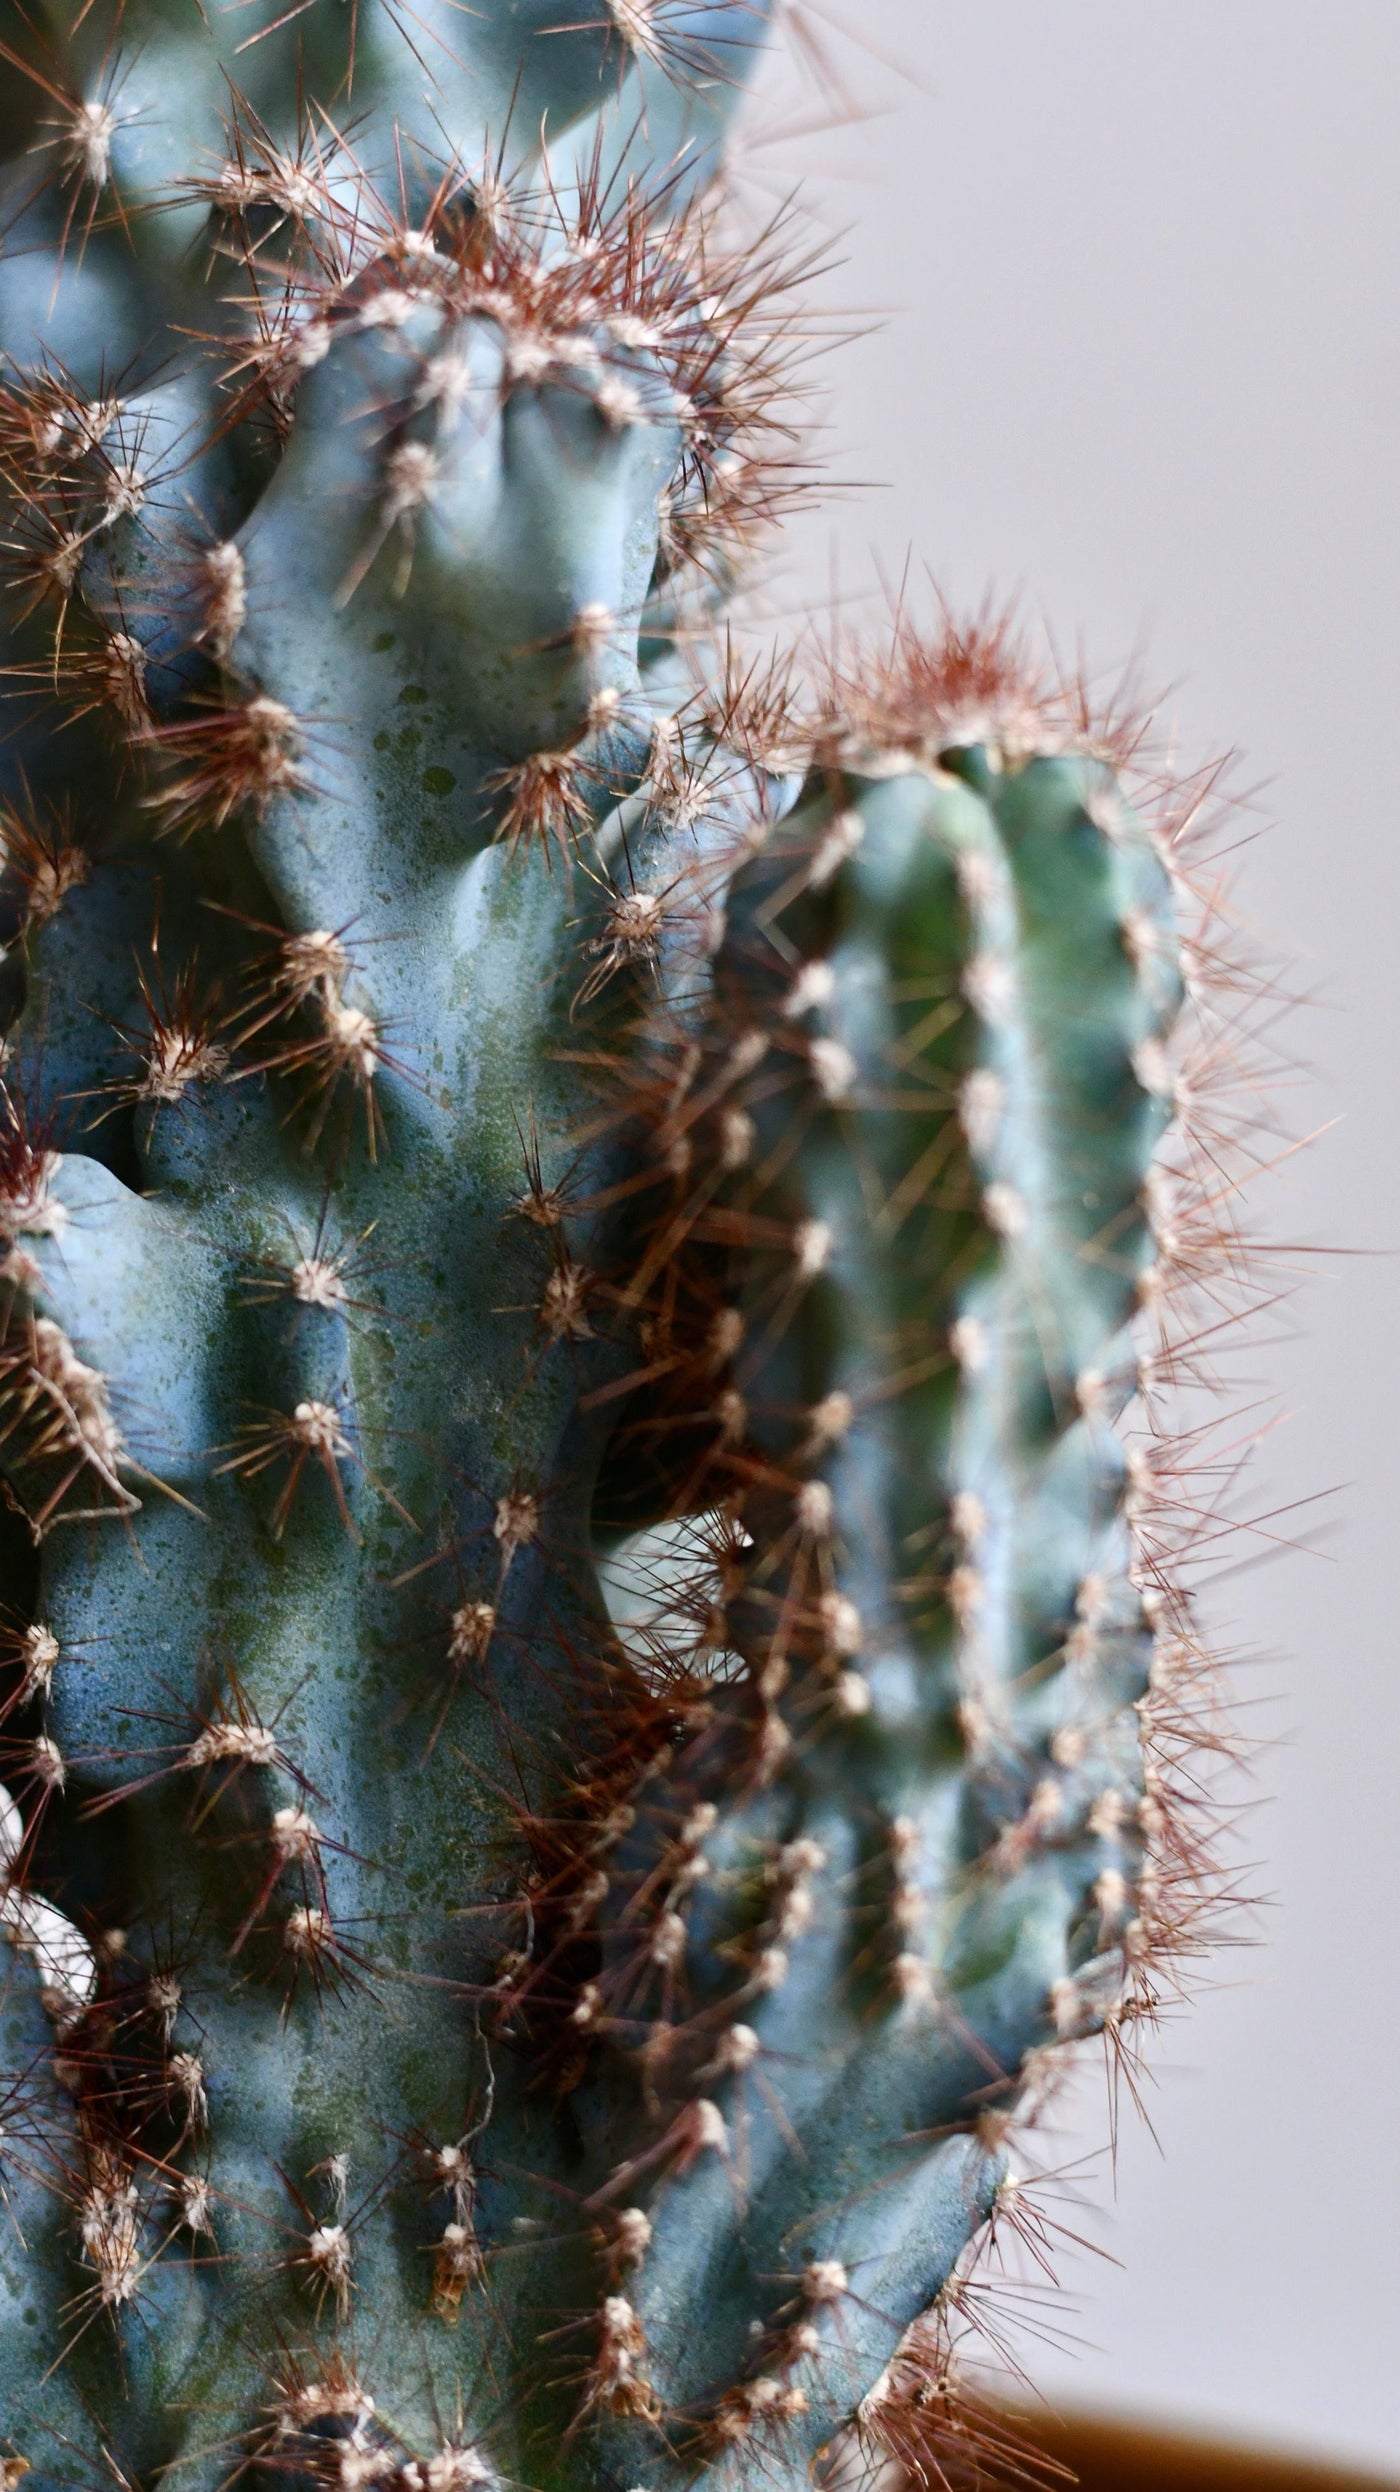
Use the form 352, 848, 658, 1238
0, 36, 793, 2479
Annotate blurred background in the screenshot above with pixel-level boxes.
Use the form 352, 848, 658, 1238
735, 1, 1400, 2471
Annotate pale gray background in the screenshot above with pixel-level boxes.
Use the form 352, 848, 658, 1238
738, 3, 1400, 2471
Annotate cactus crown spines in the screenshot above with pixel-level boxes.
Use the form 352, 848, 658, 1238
0, 6, 1262, 2488
0, 0, 806, 853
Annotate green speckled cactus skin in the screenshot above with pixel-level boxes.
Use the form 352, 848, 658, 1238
0, 9, 1218, 2490
571, 679, 1187, 2487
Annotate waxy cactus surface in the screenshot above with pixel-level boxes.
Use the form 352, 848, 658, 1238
0, 7, 1245, 2488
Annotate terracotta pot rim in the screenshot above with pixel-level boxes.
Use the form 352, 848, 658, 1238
994, 2403, 1398, 2492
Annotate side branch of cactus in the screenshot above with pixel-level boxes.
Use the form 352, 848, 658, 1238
542, 637, 1252, 2487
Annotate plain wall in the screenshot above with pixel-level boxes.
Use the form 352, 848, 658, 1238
742, 4, 1400, 2472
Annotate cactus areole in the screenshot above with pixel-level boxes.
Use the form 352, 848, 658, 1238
0, 5, 1245, 2487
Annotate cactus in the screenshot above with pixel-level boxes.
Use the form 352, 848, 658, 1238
0, 8, 1239, 2490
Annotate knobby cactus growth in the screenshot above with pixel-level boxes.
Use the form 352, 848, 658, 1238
0, 5, 1259, 2488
